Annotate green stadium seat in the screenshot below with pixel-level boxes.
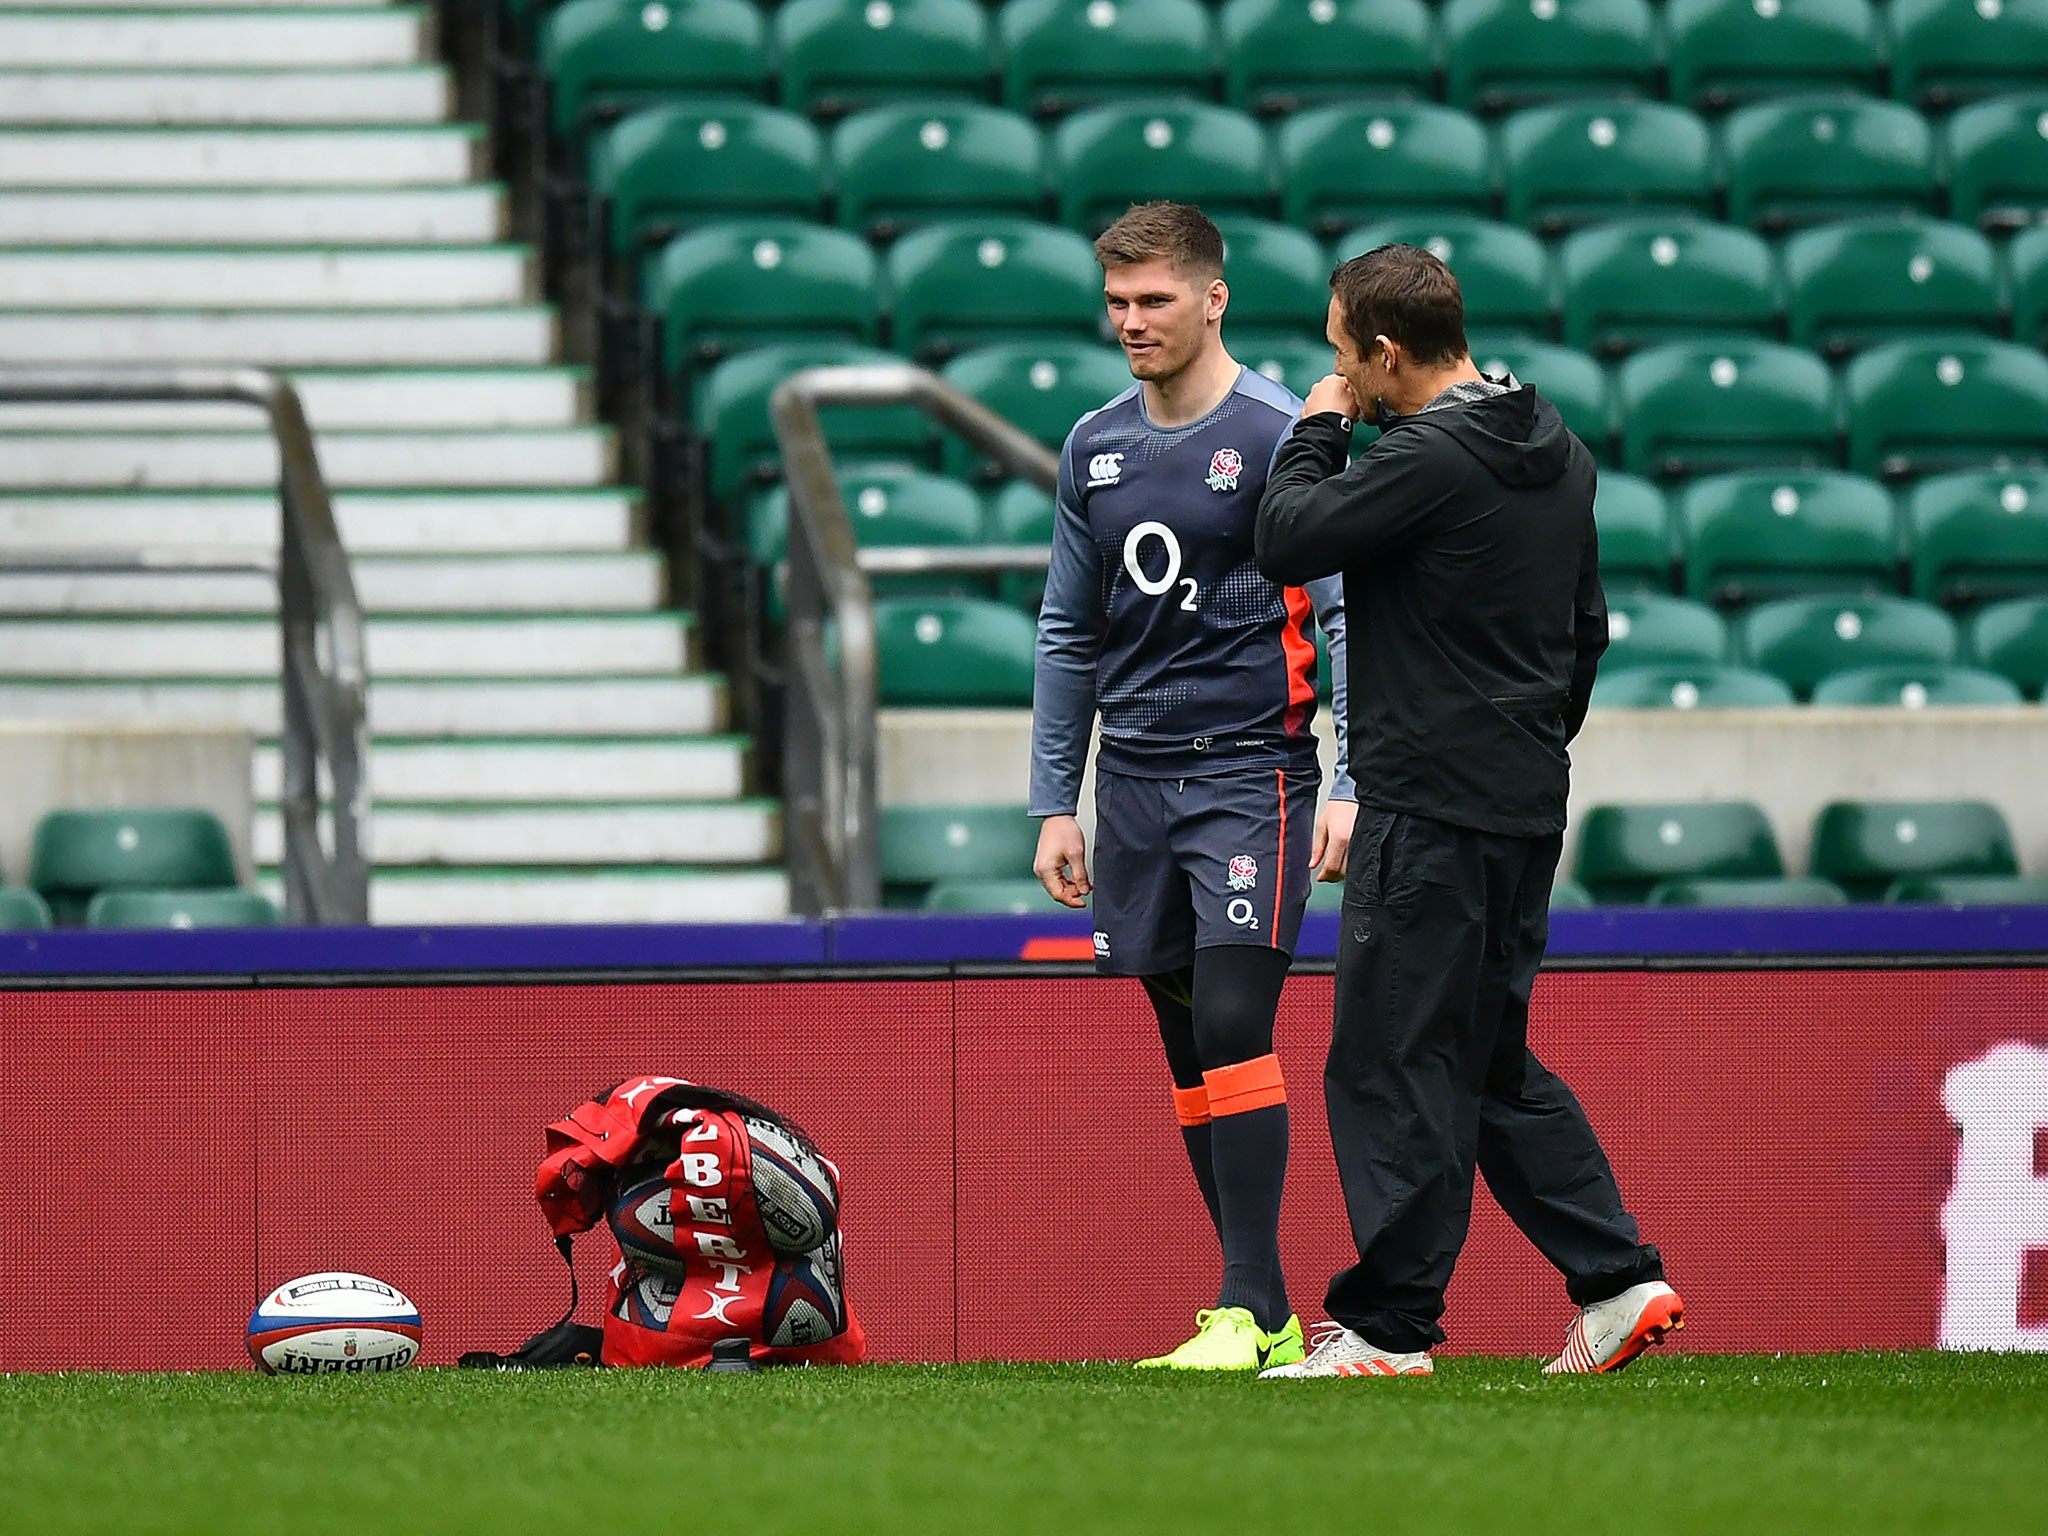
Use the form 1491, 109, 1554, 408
875, 598, 1038, 704
1719, 96, 1939, 233
830, 105, 1046, 241
1463, 335, 1613, 460
885, 218, 1100, 361
647, 220, 879, 379
1615, 341, 1839, 481
30, 808, 238, 925
1600, 592, 1731, 670
1966, 595, 2048, 696
938, 342, 1132, 478
589, 104, 825, 264
1549, 877, 1597, 909
1212, 218, 1329, 350
1888, 0, 2048, 112
1277, 103, 1495, 238
1885, 874, 2048, 905
987, 479, 1055, 608
2009, 224, 2048, 348
1556, 219, 1776, 357
1591, 471, 1674, 591
0, 888, 53, 931
1440, 0, 1658, 116
1572, 801, 1784, 903
1674, 470, 1897, 606
1238, 339, 1331, 401
1810, 799, 2020, 900
1646, 877, 1850, 907
750, 465, 986, 567
1843, 339, 2048, 483
1906, 471, 2048, 608
1662, 0, 1882, 114
1782, 218, 2001, 358
1217, 0, 1437, 117
922, 877, 1072, 912
1734, 594, 1960, 696
1051, 103, 1271, 233
880, 804, 1040, 897
1941, 93, 2048, 232
85, 888, 281, 929
1338, 217, 1552, 340
1808, 664, 2024, 707
997, 0, 1216, 119
696, 342, 928, 503
1589, 664, 1795, 708
775, 0, 993, 120
539, 0, 769, 142
754, 467, 990, 620
1498, 103, 1716, 235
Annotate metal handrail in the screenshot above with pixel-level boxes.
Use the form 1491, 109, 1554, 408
0, 367, 370, 924
770, 363, 1058, 915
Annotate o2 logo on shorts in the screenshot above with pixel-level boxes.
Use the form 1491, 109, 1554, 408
1226, 899, 1260, 931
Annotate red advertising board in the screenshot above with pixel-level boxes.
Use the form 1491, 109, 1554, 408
2, 968, 2044, 1369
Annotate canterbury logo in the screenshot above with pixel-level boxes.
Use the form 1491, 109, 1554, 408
1086, 452, 1124, 488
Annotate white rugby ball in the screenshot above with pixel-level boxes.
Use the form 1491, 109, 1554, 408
246, 1271, 422, 1376
743, 1115, 841, 1256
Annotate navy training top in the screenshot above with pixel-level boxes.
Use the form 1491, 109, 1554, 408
1029, 365, 1352, 817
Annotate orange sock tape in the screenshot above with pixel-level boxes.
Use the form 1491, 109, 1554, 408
1172, 1084, 1212, 1127
1203, 1054, 1286, 1117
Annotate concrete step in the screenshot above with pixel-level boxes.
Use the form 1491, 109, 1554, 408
0, 553, 666, 614
0, 247, 533, 308
252, 736, 750, 802
0, 489, 638, 554
0, 309, 557, 365
0, 614, 696, 678
253, 800, 781, 866
0, 10, 427, 68
0, 126, 481, 186
0, 67, 450, 124
0, 187, 507, 246
280, 866, 793, 925
0, 674, 726, 735
0, 369, 588, 432
0, 427, 615, 489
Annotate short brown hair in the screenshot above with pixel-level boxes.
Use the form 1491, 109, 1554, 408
1093, 201, 1225, 282
1329, 245, 1468, 366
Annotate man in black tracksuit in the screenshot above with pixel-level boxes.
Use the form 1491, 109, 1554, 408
1252, 245, 1681, 1378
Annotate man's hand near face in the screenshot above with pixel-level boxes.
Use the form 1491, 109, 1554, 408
1303, 374, 1361, 422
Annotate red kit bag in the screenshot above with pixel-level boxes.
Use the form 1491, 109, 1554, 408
467, 1075, 864, 1369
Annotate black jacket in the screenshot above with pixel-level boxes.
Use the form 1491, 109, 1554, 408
1254, 387, 1606, 837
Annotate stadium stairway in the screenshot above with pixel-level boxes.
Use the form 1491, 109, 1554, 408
0, 0, 787, 923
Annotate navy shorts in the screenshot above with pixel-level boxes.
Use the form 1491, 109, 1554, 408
1091, 763, 1320, 976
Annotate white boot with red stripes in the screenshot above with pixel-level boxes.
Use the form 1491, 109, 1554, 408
1542, 1281, 1686, 1374
1257, 1321, 1432, 1378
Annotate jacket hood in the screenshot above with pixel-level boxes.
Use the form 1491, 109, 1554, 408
1403, 385, 1572, 489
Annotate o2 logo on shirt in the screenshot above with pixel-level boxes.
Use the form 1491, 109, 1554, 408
1206, 447, 1243, 492
1122, 521, 1198, 612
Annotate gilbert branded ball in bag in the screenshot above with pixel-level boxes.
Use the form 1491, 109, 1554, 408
461, 1076, 864, 1371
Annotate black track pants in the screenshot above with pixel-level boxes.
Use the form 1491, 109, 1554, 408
1321, 808, 1664, 1352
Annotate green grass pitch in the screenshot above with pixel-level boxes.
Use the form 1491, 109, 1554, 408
4, 1354, 2045, 1535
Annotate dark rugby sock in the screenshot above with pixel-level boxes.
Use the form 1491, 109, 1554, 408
1144, 970, 1223, 1243
1173, 1088, 1223, 1236
1204, 1054, 1291, 1333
